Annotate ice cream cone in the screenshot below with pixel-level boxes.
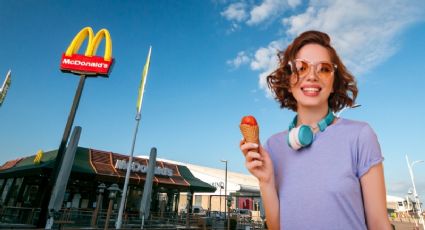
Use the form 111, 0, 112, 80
239, 124, 259, 144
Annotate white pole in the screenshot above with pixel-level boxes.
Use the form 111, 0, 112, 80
336, 104, 361, 117
116, 46, 152, 229
406, 154, 425, 229
116, 115, 141, 229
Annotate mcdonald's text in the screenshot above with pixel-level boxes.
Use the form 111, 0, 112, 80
60, 53, 112, 75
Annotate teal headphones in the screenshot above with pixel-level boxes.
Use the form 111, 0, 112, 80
287, 109, 335, 150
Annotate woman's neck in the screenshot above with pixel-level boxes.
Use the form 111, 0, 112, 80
296, 106, 329, 127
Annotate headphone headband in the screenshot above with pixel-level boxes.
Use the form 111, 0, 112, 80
287, 109, 335, 150
288, 109, 334, 131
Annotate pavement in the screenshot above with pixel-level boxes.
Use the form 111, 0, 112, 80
392, 221, 424, 230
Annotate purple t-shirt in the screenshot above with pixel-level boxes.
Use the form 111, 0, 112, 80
264, 118, 384, 229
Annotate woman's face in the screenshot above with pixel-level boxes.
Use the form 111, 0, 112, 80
289, 43, 335, 112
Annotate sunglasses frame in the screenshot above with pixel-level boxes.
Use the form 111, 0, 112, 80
289, 58, 338, 79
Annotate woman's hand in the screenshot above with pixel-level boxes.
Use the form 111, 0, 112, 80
240, 140, 275, 185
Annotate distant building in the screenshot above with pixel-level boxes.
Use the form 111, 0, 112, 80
387, 195, 423, 218
153, 158, 263, 220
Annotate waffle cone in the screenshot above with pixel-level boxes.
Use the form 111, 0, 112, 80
239, 124, 259, 144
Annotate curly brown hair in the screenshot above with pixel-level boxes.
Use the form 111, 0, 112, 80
266, 30, 358, 112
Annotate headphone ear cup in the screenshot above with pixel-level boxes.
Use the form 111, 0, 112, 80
288, 125, 314, 150
288, 127, 302, 150
298, 125, 314, 147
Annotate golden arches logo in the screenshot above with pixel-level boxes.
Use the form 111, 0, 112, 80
34, 149, 43, 164
60, 27, 114, 76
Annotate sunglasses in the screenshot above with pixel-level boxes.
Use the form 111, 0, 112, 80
289, 59, 337, 79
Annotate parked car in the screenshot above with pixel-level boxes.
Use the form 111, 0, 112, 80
208, 211, 225, 220
192, 206, 207, 216
233, 209, 252, 221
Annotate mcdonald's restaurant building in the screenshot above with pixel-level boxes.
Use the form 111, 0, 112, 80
0, 147, 217, 220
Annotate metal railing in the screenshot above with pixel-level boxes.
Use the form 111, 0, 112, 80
0, 206, 267, 229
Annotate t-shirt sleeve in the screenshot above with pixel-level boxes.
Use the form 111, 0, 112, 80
356, 124, 384, 178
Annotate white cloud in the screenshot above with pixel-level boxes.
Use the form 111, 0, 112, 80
247, 0, 289, 25
223, 0, 425, 95
287, 0, 302, 8
220, 0, 302, 26
281, 0, 424, 74
249, 41, 285, 96
227, 51, 250, 68
250, 41, 283, 71
221, 2, 248, 22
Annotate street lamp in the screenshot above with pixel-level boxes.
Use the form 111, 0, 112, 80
335, 104, 361, 117
91, 183, 106, 227
186, 191, 192, 229
406, 154, 424, 229
220, 159, 229, 230
219, 184, 224, 213
104, 184, 120, 230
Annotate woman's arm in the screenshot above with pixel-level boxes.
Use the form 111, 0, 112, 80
240, 143, 280, 229
259, 174, 280, 230
360, 163, 392, 230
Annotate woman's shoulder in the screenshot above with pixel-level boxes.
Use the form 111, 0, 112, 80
336, 118, 373, 130
336, 118, 378, 139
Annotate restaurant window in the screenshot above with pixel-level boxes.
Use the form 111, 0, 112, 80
194, 195, 202, 207
126, 186, 142, 212
22, 184, 39, 207
0, 179, 4, 195
0, 178, 14, 205
7, 177, 23, 206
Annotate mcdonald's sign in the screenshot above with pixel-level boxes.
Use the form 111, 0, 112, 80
60, 27, 114, 76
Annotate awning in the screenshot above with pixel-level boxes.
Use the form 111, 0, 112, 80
0, 147, 216, 193
177, 165, 216, 192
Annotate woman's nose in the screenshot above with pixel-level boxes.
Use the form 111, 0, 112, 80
305, 66, 318, 81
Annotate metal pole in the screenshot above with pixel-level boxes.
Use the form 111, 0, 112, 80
37, 75, 87, 227
225, 162, 230, 230
406, 154, 425, 229
186, 191, 192, 229
46, 126, 82, 229
91, 184, 105, 227
336, 104, 361, 117
220, 186, 222, 213
220, 160, 229, 230
104, 199, 114, 230
116, 114, 141, 229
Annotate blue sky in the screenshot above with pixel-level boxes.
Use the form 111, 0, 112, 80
1, 0, 425, 198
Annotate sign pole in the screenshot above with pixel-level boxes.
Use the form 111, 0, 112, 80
37, 75, 87, 227
38, 26, 114, 227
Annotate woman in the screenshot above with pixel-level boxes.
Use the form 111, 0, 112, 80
240, 31, 391, 229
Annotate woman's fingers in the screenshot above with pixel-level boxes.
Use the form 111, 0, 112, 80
245, 159, 263, 169
245, 151, 263, 162
240, 142, 259, 155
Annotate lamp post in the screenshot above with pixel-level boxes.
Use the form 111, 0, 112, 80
406, 154, 424, 229
335, 104, 361, 117
220, 160, 229, 230
104, 184, 120, 230
91, 183, 106, 227
186, 191, 192, 229
219, 185, 222, 213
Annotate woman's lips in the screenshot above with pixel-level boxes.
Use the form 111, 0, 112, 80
301, 86, 321, 96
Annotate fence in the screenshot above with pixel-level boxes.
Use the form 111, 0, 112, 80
0, 206, 266, 229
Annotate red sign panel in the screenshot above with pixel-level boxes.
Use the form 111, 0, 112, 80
60, 53, 113, 76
